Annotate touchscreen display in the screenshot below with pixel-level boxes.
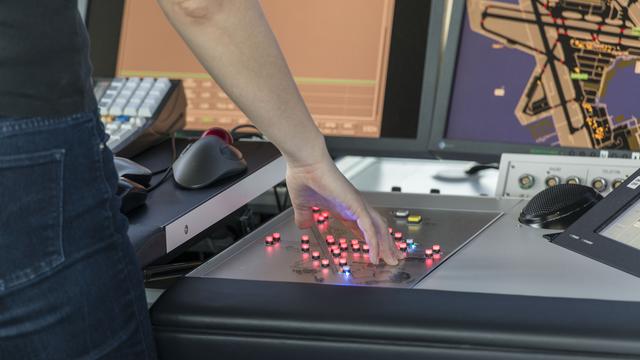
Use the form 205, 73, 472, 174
599, 198, 640, 250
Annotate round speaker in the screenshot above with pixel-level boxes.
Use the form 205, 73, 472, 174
519, 184, 603, 230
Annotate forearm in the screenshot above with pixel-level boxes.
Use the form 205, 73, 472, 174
157, 0, 329, 166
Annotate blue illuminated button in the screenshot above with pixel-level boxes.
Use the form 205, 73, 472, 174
116, 115, 130, 122
342, 265, 351, 274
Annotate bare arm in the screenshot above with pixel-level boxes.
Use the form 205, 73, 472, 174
157, 0, 324, 166
158, 0, 401, 264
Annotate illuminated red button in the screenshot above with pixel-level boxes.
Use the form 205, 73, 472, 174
312, 251, 320, 260
339, 258, 348, 267
321, 211, 330, 218
301, 243, 310, 252
326, 235, 334, 241
332, 249, 341, 257
327, 238, 336, 246
339, 238, 347, 244
351, 239, 359, 246
432, 244, 441, 253
388, 227, 393, 234
317, 216, 326, 223
399, 243, 407, 252
321, 259, 330, 267
301, 235, 310, 244
362, 244, 370, 253
312, 206, 321, 213
340, 243, 349, 251
272, 233, 281, 242
331, 245, 339, 251
352, 244, 361, 252
265, 236, 274, 245
424, 249, 433, 258
394, 232, 403, 241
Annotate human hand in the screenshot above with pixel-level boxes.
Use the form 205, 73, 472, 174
285, 155, 403, 265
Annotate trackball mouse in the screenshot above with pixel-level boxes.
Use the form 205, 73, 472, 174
172, 135, 248, 189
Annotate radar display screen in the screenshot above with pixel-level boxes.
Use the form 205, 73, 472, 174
446, 0, 640, 152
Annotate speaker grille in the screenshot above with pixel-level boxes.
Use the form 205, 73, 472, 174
522, 184, 596, 218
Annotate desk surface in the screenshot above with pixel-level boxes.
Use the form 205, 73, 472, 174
127, 139, 284, 266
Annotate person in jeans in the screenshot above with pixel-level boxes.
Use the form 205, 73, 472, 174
0, 0, 402, 359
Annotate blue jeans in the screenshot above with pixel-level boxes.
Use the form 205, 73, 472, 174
0, 112, 156, 359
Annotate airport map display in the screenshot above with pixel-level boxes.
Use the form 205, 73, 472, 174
447, 0, 640, 151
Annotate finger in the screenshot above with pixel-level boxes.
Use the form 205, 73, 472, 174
371, 210, 399, 265
357, 215, 379, 265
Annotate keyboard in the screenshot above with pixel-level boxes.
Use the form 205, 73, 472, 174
94, 77, 187, 157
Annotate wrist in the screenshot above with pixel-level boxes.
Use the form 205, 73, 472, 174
281, 130, 332, 169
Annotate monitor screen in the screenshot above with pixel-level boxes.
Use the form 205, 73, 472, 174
88, 0, 443, 157
430, 0, 640, 161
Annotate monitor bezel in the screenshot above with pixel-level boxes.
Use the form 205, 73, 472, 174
428, 0, 636, 163
85, 0, 444, 159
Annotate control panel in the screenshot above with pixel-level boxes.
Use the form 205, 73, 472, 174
190, 195, 502, 288
93, 77, 187, 157
496, 154, 640, 198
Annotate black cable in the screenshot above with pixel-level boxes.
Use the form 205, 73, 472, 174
465, 163, 499, 176
147, 167, 174, 192
230, 124, 264, 141
273, 186, 282, 212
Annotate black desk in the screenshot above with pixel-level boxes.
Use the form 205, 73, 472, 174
127, 139, 285, 267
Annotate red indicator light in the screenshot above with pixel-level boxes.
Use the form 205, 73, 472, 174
351, 239, 359, 245
317, 216, 326, 223
432, 244, 441, 253
425, 259, 433, 267
321, 211, 330, 218
311, 251, 320, 260
340, 243, 348, 251
331, 245, 339, 251
352, 244, 361, 252
272, 233, 281, 242
424, 249, 433, 258
321, 259, 330, 267
388, 227, 393, 234
301, 244, 310, 252
339, 238, 347, 244
394, 232, 403, 240
362, 244, 370, 253
312, 206, 321, 213
301, 235, 310, 244
399, 243, 407, 251
265, 236, 274, 245
332, 249, 341, 257
327, 238, 336, 246
326, 235, 334, 241
339, 258, 347, 266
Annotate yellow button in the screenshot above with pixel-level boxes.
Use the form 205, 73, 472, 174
407, 215, 422, 224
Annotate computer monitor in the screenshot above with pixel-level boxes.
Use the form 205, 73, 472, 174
429, 0, 640, 162
86, 0, 443, 158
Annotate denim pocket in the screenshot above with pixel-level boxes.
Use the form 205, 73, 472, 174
0, 149, 65, 292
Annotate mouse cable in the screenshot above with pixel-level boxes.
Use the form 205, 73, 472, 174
147, 166, 174, 193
